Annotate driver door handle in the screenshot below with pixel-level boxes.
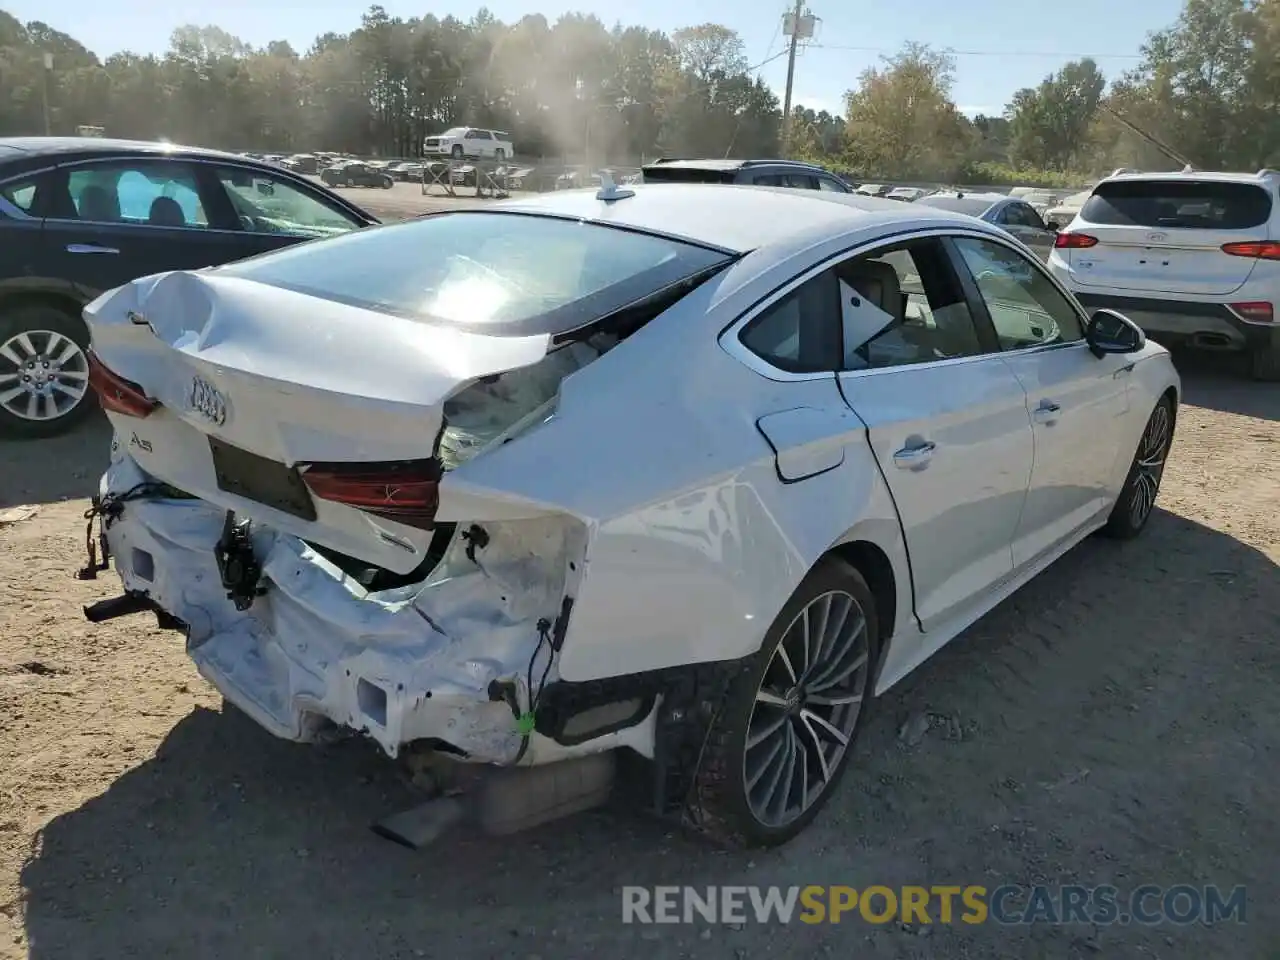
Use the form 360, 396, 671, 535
66, 243, 119, 255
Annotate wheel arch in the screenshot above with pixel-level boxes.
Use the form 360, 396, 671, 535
0, 288, 87, 328
820, 517, 915, 693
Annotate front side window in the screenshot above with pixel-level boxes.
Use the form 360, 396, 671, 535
836, 239, 987, 370
817, 177, 846, 193
217, 211, 733, 337
953, 236, 1084, 349
782, 174, 818, 190
66, 161, 208, 227
214, 167, 362, 239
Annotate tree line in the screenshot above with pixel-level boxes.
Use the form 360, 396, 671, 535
0, 0, 1276, 185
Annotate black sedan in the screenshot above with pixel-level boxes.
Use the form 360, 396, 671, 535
0, 137, 379, 438
319, 162, 394, 190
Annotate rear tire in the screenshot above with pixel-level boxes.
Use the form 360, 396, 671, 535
1250, 345, 1280, 382
1102, 395, 1174, 539
686, 557, 878, 848
0, 303, 96, 440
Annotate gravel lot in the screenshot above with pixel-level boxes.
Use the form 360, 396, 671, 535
0, 185, 1277, 958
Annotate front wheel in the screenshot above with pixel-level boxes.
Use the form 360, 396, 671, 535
687, 557, 878, 848
382, 177, 393, 189
1102, 395, 1174, 539
494, 149, 506, 161
451, 144, 464, 160
0, 304, 95, 439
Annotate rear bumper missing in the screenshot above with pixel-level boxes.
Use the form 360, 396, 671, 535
95, 455, 652, 765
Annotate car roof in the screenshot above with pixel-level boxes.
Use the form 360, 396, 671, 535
491, 182, 989, 253
1100, 168, 1280, 186
644, 157, 829, 173
0, 136, 248, 162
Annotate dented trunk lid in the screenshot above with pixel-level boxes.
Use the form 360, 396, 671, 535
85, 270, 552, 575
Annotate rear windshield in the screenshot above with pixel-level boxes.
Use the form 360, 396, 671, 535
216, 211, 733, 337
641, 166, 738, 184
1081, 180, 1273, 230
915, 197, 995, 217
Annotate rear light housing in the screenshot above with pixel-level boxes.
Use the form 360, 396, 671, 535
87, 351, 159, 418
298, 459, 442, 529
1221, 241, 1280, 261
1228, 301, 1275, 324
1054, 232, 1098, 249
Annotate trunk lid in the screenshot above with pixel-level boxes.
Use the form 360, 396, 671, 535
86, 270, 551, 575
1064, 178, 1273, 296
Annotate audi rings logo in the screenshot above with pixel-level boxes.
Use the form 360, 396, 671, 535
188, 375, 229, 426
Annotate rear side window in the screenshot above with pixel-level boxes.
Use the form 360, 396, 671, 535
217, 211, 733, 337
641, 166, 738, 184
0, 179, 37, 213
1081, 180, 1273, 230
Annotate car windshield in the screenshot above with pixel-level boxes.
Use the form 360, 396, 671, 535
442, 128, 467, 137
915, 197, 995, 217
216, 211, 734, 337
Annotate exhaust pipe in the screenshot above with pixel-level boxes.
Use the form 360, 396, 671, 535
83, 593, 152, 623
1190, 332, 1235, 351
371, 751, 617, 849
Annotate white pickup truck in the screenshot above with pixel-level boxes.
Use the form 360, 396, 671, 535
423, 127, 515, 161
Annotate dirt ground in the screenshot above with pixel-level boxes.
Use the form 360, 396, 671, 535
1, 199, 1278, 957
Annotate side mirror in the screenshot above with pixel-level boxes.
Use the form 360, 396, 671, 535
1086, 309, 1145, 358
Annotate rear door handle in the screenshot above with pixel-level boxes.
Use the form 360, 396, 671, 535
893, 440, 936, 469
1032, 400, 1062, 423
66, 243, 120, 255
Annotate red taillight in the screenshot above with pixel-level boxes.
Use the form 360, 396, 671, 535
299, 460, 442, 529
1054, 232, 1098, 249
86, 351, 159, 418
1221, 241, 1280, 261
1229, 301, 1275, 324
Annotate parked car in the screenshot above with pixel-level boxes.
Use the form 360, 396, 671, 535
640, 158, 851, 192
1043, 190, 1093, 230
423, 127, 514, 161
80, 184, 1177, 847
319, 162, 394, 189
1049, 167, 1280, 380
914, 191, 1059, 260
387, 161, 425, 182
0, 136, 379, 438
284, 154, 320, 175
885, 186, 928, 202
855, 183, 891, 197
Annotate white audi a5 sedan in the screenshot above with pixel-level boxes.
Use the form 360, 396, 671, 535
81, 182, 1179, 847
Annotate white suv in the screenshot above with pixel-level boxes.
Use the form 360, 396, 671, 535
1047, 168, 1280, 379
422, 127, 514, 161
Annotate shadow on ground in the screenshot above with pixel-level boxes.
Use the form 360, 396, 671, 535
0, 413, 111, 509
19, 509, 1280, 959
1170, 348, 1280, 421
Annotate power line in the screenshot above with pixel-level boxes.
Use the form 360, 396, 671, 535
810, 42, 1142, 60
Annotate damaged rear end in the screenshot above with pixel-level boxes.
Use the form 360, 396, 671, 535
81, 209, 734, 766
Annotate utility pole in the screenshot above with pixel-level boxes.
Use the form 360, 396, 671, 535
40, 52, 52, 135
780, 0, 805, 157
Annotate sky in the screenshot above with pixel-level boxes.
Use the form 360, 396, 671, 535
6, 0, 1187, 118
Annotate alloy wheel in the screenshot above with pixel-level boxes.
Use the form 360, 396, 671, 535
1129, 403, 1171, 528
743, 589, 870, 829
0, 329, 89, 422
